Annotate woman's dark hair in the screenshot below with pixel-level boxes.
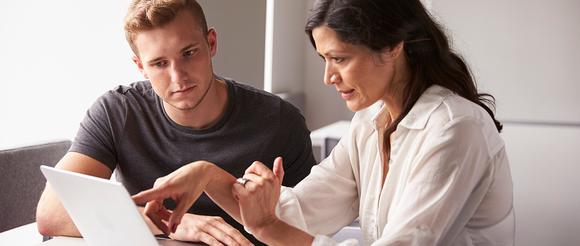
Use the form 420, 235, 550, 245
306, 0, 502, 155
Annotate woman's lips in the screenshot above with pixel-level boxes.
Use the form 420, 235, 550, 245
340, 89, 355, 100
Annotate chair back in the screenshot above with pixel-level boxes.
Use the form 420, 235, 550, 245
0, 140, 71, 232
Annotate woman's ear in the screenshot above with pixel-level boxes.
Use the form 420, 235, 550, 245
378, 41, 404, 63
390, 41, 405, 59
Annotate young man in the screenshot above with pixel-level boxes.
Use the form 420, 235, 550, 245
35, 0, 316, 245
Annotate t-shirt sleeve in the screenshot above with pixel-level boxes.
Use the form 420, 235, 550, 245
279, 104, 317, 187
69, 91, 126, 171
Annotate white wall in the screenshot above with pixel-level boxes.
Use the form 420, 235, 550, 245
268, 0, 307, 94
431, 0, 580, 123
198, 0, 266, 89
0, 0, 266, 149
0, 0, 139, 149
502, 124, 580, 245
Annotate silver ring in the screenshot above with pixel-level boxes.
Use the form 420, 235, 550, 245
236, 177, 249, 186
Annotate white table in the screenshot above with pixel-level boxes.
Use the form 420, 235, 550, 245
0, 222, 201, 246
0, 223, 43, 246
35, 237, 201, 245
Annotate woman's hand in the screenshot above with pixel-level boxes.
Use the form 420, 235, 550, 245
133, 161, 213, 235
232, 157, 285, 235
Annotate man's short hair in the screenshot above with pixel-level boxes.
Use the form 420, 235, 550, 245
124, 0, 209, 55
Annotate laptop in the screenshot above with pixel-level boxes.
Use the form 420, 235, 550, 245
40, 165, 198, 246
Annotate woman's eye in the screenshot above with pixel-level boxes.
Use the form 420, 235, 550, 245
333, 57, 345, 63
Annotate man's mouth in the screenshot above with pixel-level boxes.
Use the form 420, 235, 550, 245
173, 86, 195, 94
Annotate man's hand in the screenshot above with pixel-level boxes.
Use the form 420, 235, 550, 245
133, 161, 211, 233
170, 213, 252, 246
133, 161, 253, 245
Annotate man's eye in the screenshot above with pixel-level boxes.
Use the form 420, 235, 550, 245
153, 61, 168, 67
184, 49, 198, 57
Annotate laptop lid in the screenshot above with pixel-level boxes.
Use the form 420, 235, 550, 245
40, 165, 158, 246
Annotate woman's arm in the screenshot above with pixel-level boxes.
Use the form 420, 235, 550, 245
254, 219, 314, 246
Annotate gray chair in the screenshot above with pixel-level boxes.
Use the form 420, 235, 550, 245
0, 140, 71, 232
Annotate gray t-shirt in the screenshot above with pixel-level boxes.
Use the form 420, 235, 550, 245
70, 78, 316, 244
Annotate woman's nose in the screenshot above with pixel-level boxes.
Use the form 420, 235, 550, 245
324, 70, 340, 85
323, 65, 340, 85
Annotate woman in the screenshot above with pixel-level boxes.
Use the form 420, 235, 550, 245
133, 0, 514, 245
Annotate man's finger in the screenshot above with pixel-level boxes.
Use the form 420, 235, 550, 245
196, 232, 225, 246
202, 223, 238, 246
168, 197, 191, 233
158, 207, 172, 221
145, 201, 170, 235
211, 218, 252, 246
149, 212, 170, 236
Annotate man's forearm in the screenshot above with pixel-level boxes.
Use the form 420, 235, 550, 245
36, 152, 115, 237
36, 187, 81, 237
202, 162, 242, 223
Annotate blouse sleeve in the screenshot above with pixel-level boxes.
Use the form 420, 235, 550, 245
275, 121, 361, 237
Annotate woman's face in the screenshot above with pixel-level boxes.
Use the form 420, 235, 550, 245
312, 25, 402, 112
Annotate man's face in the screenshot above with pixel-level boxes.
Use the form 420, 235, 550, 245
132, 10, 217, 111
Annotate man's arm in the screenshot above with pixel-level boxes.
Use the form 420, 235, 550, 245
36, 152, 113, 236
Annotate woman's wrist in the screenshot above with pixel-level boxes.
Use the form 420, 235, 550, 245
253, 218, 314, 245
252, 217, 283, 243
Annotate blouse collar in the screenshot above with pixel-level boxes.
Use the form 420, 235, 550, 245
369, 85, 454, 130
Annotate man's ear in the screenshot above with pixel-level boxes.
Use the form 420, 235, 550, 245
206, 27, 217, 57
132, 55, 148, 79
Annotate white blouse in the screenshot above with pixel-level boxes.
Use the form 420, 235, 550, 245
276, 85, 515, 245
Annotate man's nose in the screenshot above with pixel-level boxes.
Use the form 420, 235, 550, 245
170, 62, 188, 83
